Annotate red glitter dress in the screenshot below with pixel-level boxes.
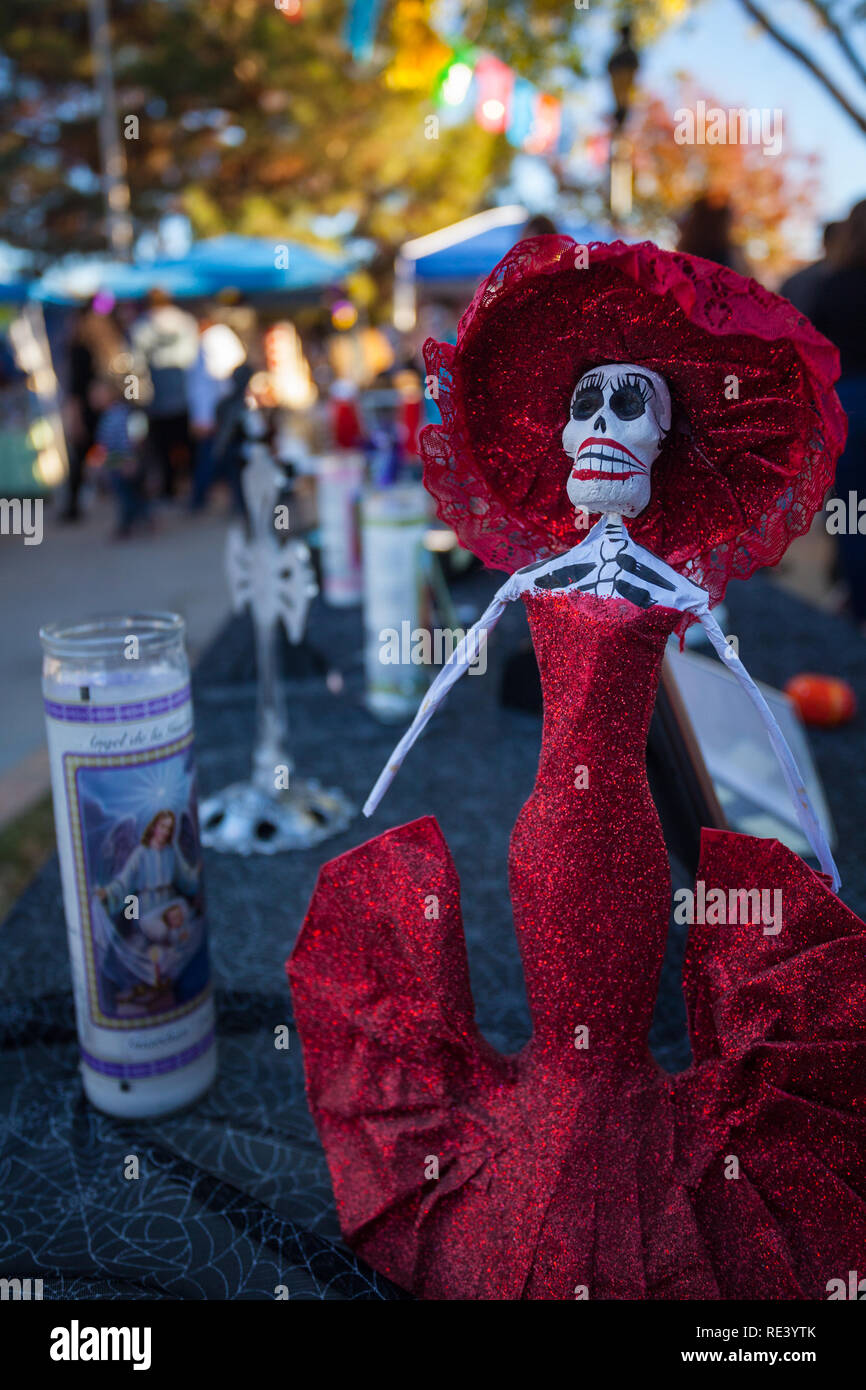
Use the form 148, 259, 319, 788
289, 588, 866, 1300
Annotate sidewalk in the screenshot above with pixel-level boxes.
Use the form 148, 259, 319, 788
0, 495, 233, 826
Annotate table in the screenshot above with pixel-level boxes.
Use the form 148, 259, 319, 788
2, 570, 863, 1299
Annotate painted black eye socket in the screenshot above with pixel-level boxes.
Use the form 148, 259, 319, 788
571, 387, 604, 420
609, 385, 647, 421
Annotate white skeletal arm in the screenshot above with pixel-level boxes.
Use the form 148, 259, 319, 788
363, 580, 516, 817
697, 607, 840, 891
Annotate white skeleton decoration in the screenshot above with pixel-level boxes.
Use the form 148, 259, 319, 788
564, 364, 670, 524
226, 441, 316, 644
200, 414, 354, 854
364, 363, 840, 892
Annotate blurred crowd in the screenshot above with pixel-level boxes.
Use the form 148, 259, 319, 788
56, 284, 434, 540
50, 196, 866, 629
60, 289, 259, 536
781, 201, 866, 625
675, 194, 866, 627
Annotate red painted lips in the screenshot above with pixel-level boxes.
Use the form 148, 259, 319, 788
571, 437, 647, 481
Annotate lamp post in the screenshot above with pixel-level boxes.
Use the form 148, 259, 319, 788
88, 0, 134, 258
607, 19, 639, 222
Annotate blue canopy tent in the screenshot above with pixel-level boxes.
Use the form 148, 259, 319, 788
32, 258, 208, 305
32, 237, 355, 306
0, 279, 33, 304
393, 205, 613, 329
162, 235, 352, 296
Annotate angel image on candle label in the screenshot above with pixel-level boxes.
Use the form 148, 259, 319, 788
288, 237, 865, 1301
80, 748, 209, 1022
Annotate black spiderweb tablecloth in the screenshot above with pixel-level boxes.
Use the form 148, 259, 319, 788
2, 574, 864, 1299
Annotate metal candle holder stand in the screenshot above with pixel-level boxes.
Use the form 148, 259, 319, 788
200, 416, 354, 853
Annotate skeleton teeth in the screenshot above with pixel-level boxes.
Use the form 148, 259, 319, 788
574, 449, 646, 474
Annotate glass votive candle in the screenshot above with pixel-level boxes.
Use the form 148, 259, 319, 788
361, 481, 430, 723
40, 612, 217, 1118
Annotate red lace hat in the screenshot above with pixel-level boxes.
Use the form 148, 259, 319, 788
421, 236, 846, 605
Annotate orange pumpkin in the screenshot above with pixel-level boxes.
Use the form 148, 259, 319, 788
784, 673, 857, 727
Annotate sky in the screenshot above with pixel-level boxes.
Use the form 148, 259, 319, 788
647, 0, 865, 233
3, 0, 863, 274
568, 0, 866, 256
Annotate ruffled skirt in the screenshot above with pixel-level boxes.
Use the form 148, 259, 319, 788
288, 819, 866, 1299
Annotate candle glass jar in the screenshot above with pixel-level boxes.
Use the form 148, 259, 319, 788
40, 612, 217, 1118
361, 482, 430, 722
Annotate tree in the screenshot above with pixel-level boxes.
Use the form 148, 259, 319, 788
627, 85, 821, 280
0, 0, 852, 268
732, 0, 866, 136
613, 0, 866, 134
0, 0, 585, 261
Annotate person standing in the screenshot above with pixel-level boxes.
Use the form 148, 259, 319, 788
132, 289, 199, 498
187, 315, 246, 510
93, 375, 150, 539
61, 299, 129, 521
780, 221, 842, 319
210, 361, 254, 516
812, 199, 866, 624
676, 195, 749, 274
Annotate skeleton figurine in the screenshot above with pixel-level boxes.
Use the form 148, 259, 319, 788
517, 365, 677, 607
364, 362, 839, 891
200, 414, 354, 854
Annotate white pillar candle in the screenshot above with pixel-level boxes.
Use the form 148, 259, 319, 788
317, 451, 365, 606
40, 612, 217, 1118
361, 482, 430, 723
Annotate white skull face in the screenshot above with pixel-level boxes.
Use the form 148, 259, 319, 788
563, 363, 671, 519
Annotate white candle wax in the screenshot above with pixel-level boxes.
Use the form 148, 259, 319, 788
40, 613, 217, 1118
